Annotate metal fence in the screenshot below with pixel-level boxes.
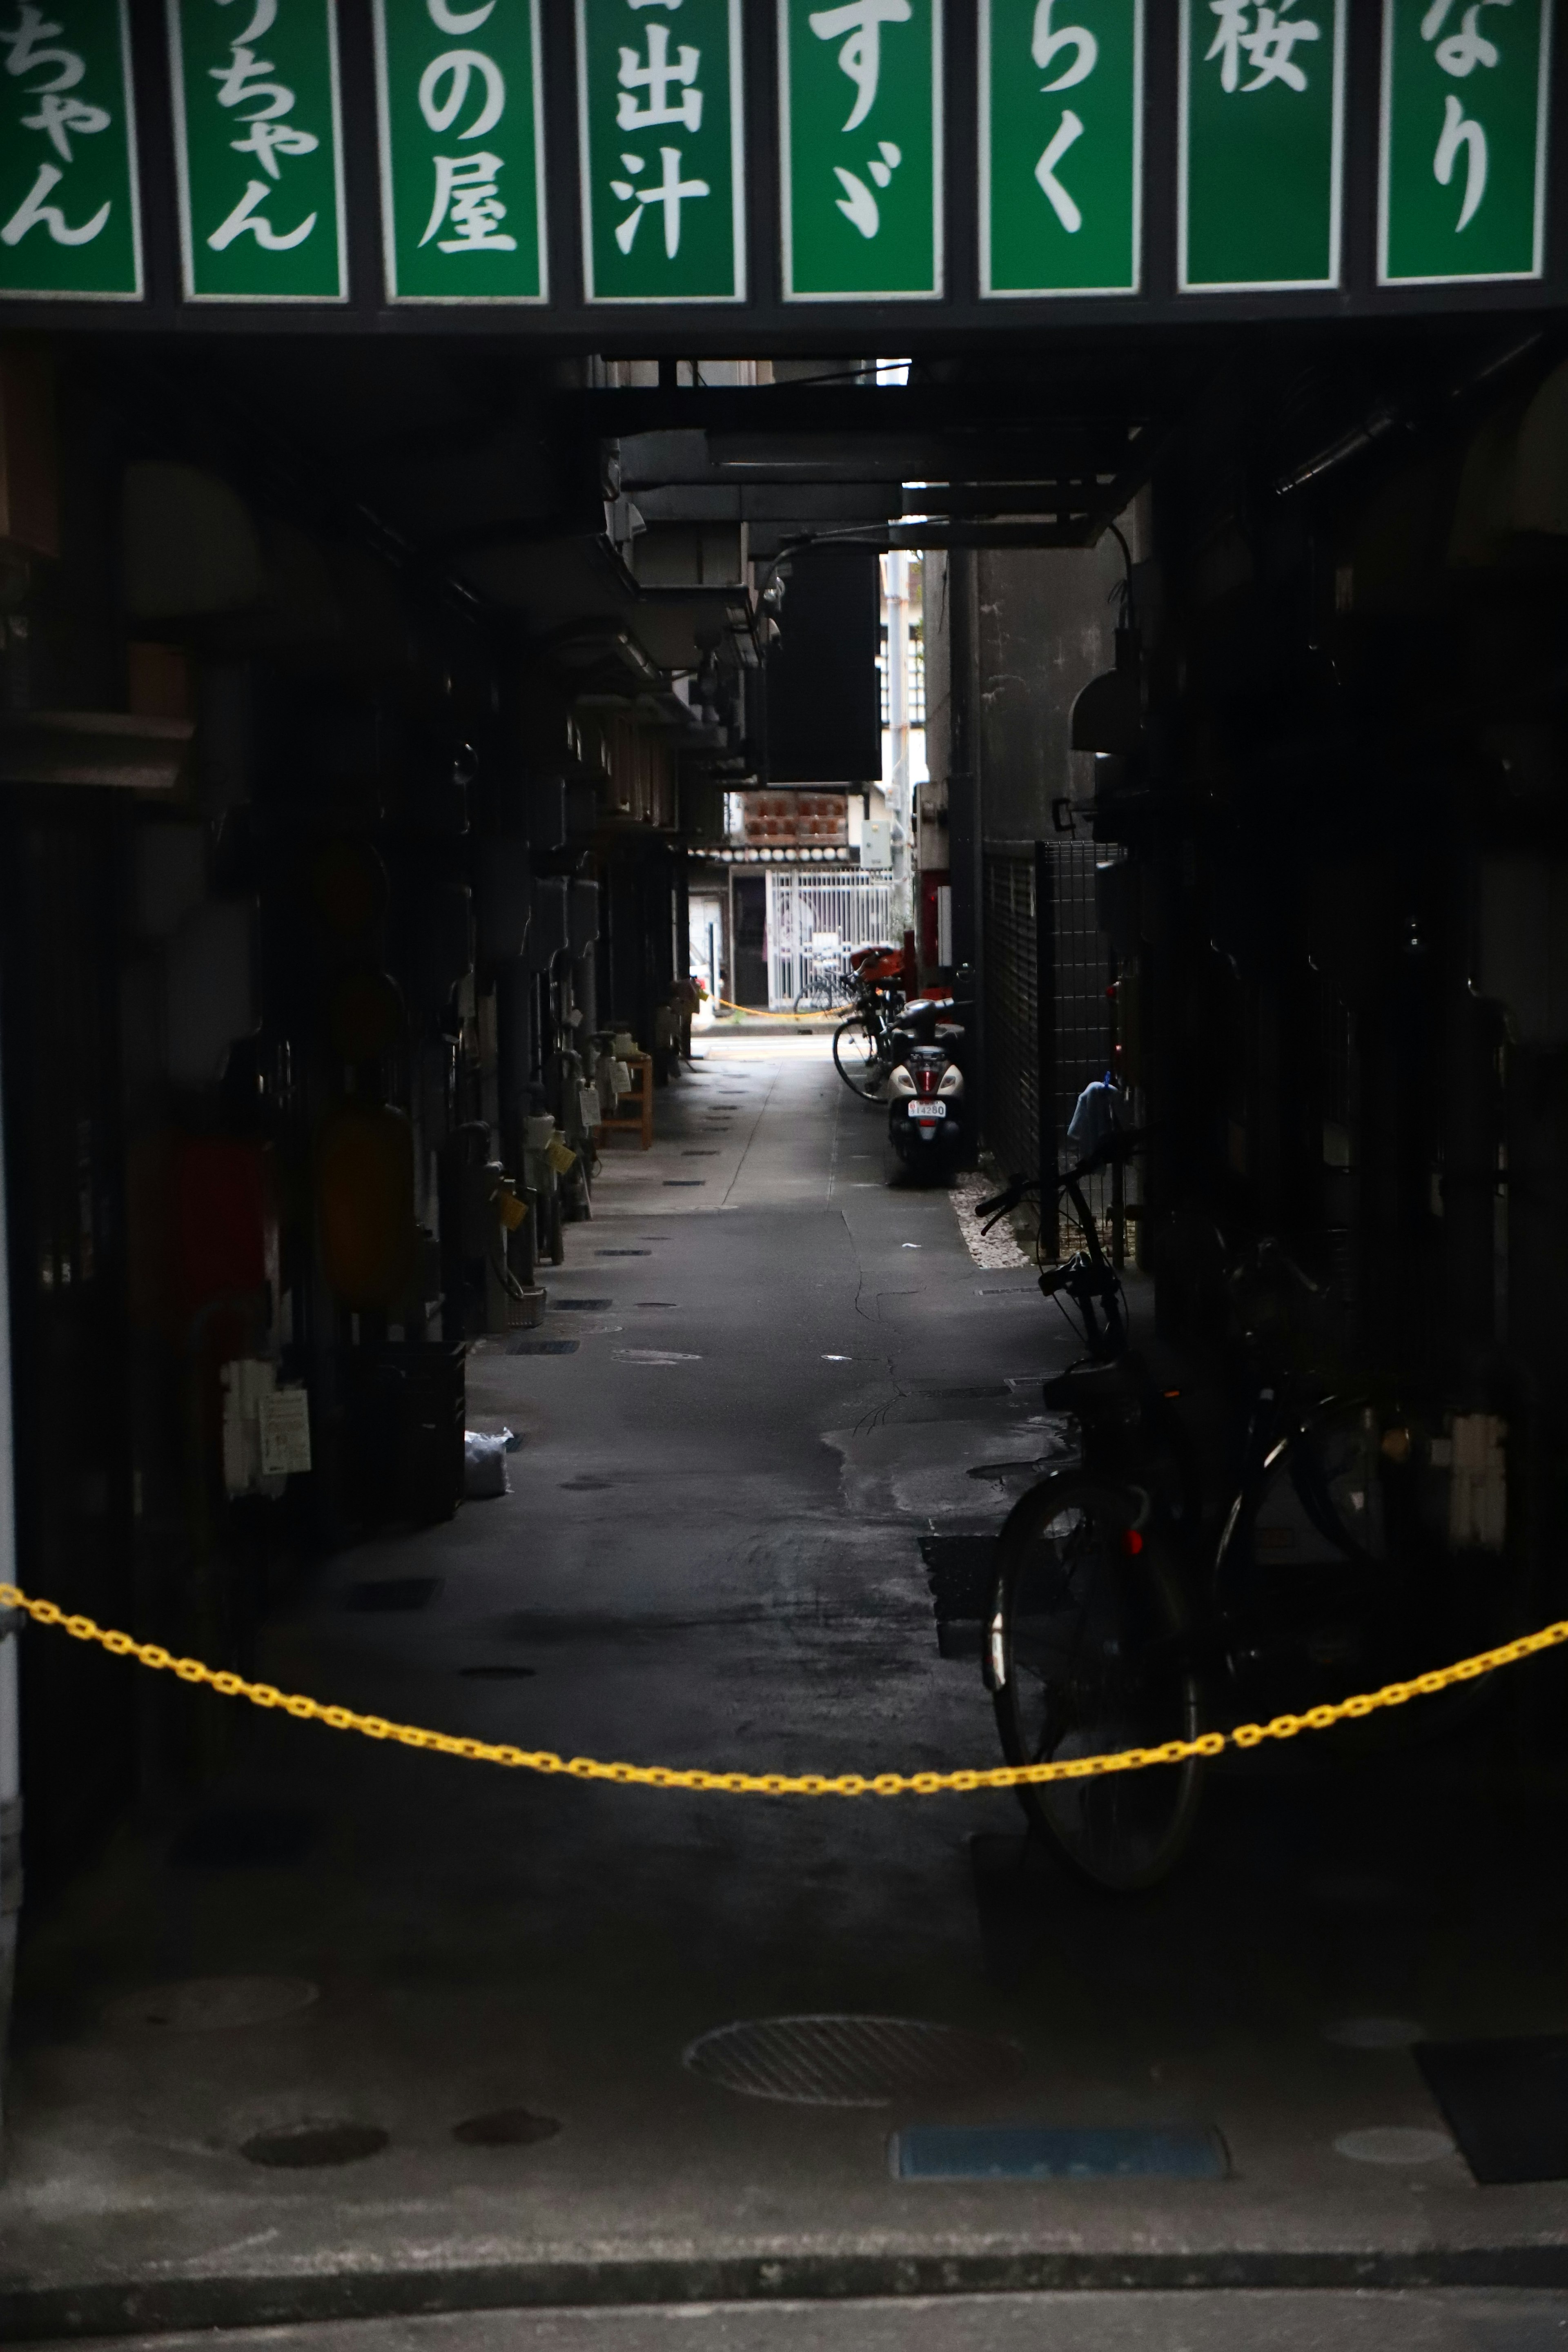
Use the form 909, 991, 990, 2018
766, 869, 895, 1008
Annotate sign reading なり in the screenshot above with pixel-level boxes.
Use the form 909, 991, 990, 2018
1180, 0, 1347, 290
0, 0, 142, 298
980, 0, 1143, 297
373, 0, 548, 302
778, 0, 944, 302
1380, 0, 1551, 285
575, 0, 746, 304
167, 0, 346, 302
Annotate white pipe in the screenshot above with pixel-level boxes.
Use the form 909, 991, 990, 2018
0, 1010, 18, 2142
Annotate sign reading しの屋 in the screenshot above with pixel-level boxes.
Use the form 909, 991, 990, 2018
1180, 0, 1347, 291
980, 0, 1143, 297
778, 0, 944, 302
374, 0, 548, 302
167, 0, 346, 302
1380, 0, 1551, 285
0, 0, 142, 298
575, 0, 746, 303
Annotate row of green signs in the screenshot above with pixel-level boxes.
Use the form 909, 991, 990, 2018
0, 1, 1552, 305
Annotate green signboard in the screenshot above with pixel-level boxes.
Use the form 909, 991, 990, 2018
0, 0, 142, 299
779, 0, 943, 303
980, 0, 1141, 297
373, 0, 547, 303
167, 0, 347, 303
1180, 0, 1346, 291
1380, 0, 1551, 285
575, 0, 746, 304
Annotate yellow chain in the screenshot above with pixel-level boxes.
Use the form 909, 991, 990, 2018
3, 1581, 1565, 1796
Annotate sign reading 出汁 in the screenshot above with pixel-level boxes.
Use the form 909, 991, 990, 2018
1180, 0, 1347, 291
0, 0, 142, 298
1381, 0, 1551, 285
779, 0, 944, 302
373, 0, 548, 303
575, 0, 746, 304
980, 0, 1143, 297
167, 0, 346, 302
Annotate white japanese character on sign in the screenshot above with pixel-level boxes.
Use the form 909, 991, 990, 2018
1206, 0, 1321, 95
1033, 0, 1097, 92
419, 49, 506, 140
1, 5, 112, 244
1036, 107, 1086, 232
1420, 0, 1510, 78
617, 23, 703, 133
206, 0, 318, 249
833, 138, 902, 237
1434, 89, 1487, 228
422, 150, 517, 251
808, 0, 913, 134
610, 145, 710, 256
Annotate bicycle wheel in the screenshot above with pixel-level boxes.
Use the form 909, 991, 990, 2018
832, 1013, 888, 1099
990, 1473, 1204, 1891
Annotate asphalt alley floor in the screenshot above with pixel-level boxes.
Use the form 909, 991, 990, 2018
4, 1038, 1568, 2339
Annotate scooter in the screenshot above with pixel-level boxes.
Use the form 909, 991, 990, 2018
886, 999, 965, 1179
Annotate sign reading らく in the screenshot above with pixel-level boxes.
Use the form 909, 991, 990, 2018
575, 0, 746, 304
779, 0, 944, 302
1180, 0, 1347, 291
374, 0, 548, 302
980, 0, 1143, 297
1380, 0, 1551, 285
0, 0, 142, 298
167, 0, 346, 302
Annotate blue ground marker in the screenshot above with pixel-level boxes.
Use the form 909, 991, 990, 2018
891, 2126, 1228, 2182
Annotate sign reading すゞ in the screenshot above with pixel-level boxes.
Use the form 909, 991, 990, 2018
374, 0, 548, 303
575, 0, 746, 304
0, 0, 142, 298
167, 0, 347, 302
779, 0, 944, 302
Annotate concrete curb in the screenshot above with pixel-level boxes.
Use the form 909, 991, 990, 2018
10, 2244, 1568, 2342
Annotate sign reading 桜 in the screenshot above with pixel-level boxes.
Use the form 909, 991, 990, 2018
1380, 0, 1551, 285
0, 0, 142, 298
374, 0, 548, 303
980, 0, 1142, 297
167, 0, 346, 302
575, 0, 746, 304
779, 0, 943, 303
1180, 0, 1347, 291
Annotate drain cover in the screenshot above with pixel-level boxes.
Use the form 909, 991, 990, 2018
684, 2016, 1021, 2107
664, 1180, 706, 1187
452, 2107, 560, 2148
241, 2121, 389, 2169
550, 1299, 613, 1311
105, 1977, 319, 2034
505, 1338, 579, 1356
597, 1249, 652, 1257
346, 1576, 442, 1611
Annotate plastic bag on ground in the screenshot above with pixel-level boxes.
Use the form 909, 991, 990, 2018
464, 1428, 518, 1500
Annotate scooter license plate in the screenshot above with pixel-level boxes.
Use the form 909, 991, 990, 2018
908, 1101, 947, 1121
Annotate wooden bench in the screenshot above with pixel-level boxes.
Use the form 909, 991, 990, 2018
597, 1052, 654, 1151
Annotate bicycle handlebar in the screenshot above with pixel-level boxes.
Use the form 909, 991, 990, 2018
976, 1127, 1149, 1226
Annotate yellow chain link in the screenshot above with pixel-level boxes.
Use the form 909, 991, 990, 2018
3, 1580, 1566, 1796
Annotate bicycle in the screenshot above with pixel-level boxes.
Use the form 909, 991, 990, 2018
792, 953, 853, 1018
975, 1140, 1524, 1893
831, 946, 907, 1100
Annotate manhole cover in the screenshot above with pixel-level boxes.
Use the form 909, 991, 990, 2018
241, 2121, 390, 2169
664, 1180, 706, 1187
105, 1977, 319, 2033
452, 2107, 561, 2148
684, 2016, 1022, 2107
597, 1250, 652, 1257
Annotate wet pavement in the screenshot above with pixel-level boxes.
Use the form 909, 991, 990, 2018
4, 1038, 1568, 2338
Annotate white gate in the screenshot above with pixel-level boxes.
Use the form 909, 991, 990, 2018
766, 870, 895, 1009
